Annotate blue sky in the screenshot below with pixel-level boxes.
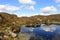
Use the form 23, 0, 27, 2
0, 0, 60, 17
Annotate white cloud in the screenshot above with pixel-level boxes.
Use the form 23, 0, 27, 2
40, 6, 57, 13
21, 14, 26, 16
19, 14, 27, 17
5, 6, 20, 12
33, 12, 58, 16
54, 0, 60, 7
40, 13, 51, 16
39, 6, 58, 15
0, 10, 3, 12
58, 4, 60, 7
0, 5, 20, 12
28, 6, 35, 10
32, 13, 50, 16
40, 12, 58, 16
13, 13, 27, 17
19, 0, 36, 5
0, 5, 5, 10
25, 6, 35, 10
33, 13, 51, 16
54, 0, 60, 3
33, 13, 40, 15
20, 5, 35, 10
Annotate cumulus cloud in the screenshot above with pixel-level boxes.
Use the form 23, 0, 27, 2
39, 13, 51, 16
19, 14, 27, 17
40, 6, 57, 13
5, 6, 20, 12
33, 13, 54, 16
0, 10, 3, 12
0, 5, 5, 10
54, 0, 60, 7
24, 6, 35, 10
40, 12, 58, 16
18, 0, 35, 11
33, 12, 58, 16
58, 4, 60, 7
20, 5, 35, 10
39, 6, 58, 15
33, 13, 40, 15
54, 0, 60, 3
0, 5, 20, 12
19, 0, 36, 5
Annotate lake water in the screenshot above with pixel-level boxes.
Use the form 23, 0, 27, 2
20, 24, 60, 40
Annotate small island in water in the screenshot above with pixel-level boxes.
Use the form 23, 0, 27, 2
0, 12, 60, 40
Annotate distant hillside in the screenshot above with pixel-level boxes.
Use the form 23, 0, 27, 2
0, 12, 60, 33
0, 12, 60, 26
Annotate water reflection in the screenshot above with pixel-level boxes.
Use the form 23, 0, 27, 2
20, 24, 60, 40
40, 24, 57, 32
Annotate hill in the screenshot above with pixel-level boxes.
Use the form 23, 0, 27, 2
0, 12, 60, 33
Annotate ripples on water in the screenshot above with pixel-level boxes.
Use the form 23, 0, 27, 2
20, 24, 60, 40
